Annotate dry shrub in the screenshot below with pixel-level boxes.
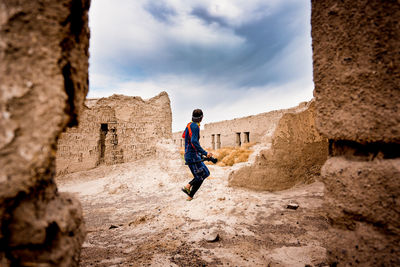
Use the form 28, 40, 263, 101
234, 149, 253, 163
215, 148, 233, 162
220, 148, 249, 166
180, 143, 255, 166
213, 143, 255, 166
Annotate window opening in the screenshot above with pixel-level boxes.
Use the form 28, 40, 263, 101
244, 132, 250, 143
236, 132, 241, 147
99, 123, 108, 164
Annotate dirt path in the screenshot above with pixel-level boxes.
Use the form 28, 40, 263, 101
56, 158, 329, 266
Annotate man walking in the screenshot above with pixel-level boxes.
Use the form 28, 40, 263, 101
181, 109, 212, 201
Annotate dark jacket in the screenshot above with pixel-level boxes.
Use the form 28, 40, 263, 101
183, 122, 207, 163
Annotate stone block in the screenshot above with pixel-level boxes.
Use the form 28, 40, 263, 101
312, 0, 400, 265
322, 157, 400, 235
326, 222, 400, 266
311, 0, 400, 142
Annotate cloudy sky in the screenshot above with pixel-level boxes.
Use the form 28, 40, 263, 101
88, 0, 314, 132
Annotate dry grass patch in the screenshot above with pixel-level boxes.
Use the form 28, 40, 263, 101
179, 143, 255, 166
210, 142, 255, 167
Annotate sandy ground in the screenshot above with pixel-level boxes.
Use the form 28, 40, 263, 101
56, 153, 330, 267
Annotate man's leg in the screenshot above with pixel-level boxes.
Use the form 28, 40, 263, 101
186, 165, 200, 198
187, 162, 210, 198
188, 178, 203, 198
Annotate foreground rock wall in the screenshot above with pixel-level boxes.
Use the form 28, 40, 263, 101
229, 101, 328, 191
56, 92, 172, 175
312, 1, 400, 265
0, 0, 90, 265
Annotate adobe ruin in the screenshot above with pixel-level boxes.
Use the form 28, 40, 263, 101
172, 102, 308, 149
0, 0, 398, 266
173, 101, 329, 191
229, 100, 329, 191
312, 0, 399, 265
56, 92, 172, 175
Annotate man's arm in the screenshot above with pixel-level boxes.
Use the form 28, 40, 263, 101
190, 123, 208, 156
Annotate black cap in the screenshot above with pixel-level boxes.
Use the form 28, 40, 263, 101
192, 109, 203, 122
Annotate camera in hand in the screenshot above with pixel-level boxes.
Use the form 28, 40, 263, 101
202, 155, 218, 164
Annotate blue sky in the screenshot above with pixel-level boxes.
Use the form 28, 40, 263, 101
88, 0, 314, 132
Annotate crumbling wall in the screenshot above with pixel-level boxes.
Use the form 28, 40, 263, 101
0, 0, 90, 265
172, 102, 308, 149
228, 101, 328, 191
56, 92, 172, 175
311, 1, 400, 265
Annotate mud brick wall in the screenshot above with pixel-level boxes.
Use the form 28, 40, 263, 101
0, 0, 90, 265
229, 101, 328, 191
56, 92, 172, 175
311, 0, 400, 265
173, 102, 308, 149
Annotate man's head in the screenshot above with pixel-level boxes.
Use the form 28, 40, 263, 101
192, 109, 203, 123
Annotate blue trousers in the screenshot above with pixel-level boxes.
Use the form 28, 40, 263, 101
187, 162, 210, 198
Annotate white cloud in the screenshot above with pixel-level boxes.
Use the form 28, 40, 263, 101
89, 1, 165, 59
89, 0, 246, 69
166, 14, 245, 48
163, 0, 284, 26
88, 0, 314, 132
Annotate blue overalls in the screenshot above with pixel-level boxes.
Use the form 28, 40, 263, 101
182, 122, 210, 197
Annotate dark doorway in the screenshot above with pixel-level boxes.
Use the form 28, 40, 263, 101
99, 123, 108, 164
236, 132, 241, 147
101, 123, 108, 132
244, 132, 250, 143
